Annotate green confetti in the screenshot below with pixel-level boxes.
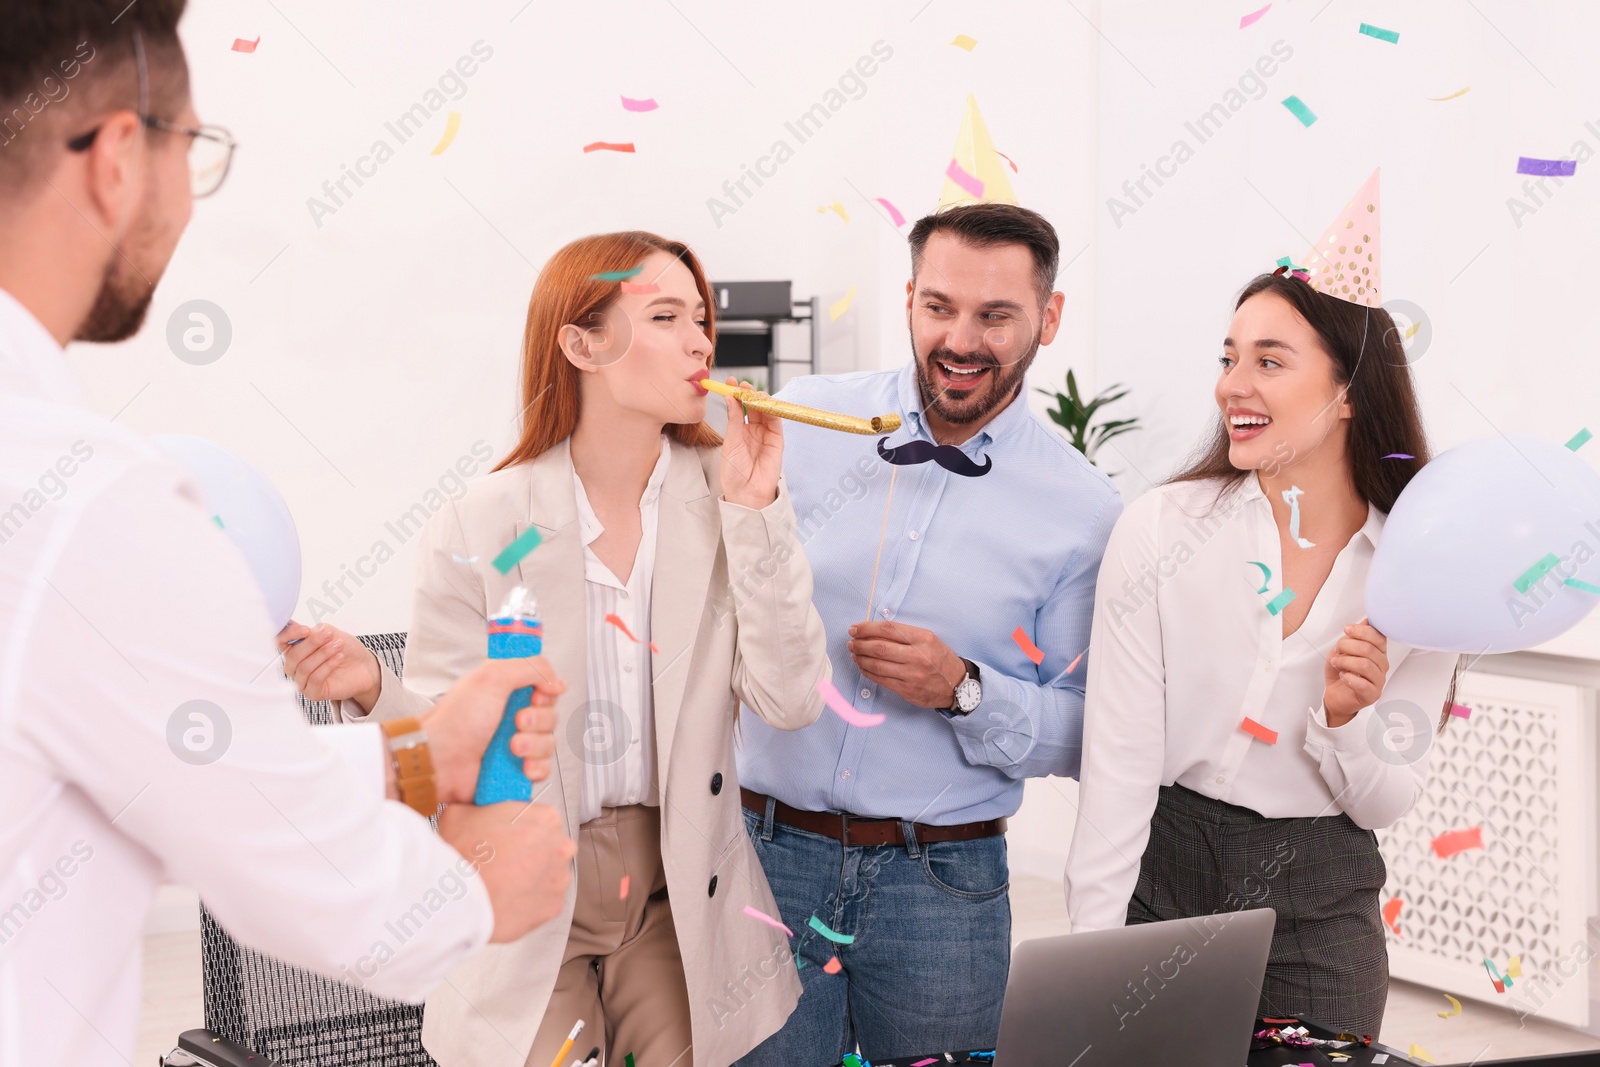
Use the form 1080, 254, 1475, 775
626, 1055, 636, 1067
1513, 551, 1561, 594
590, 264, 645, 282
492, 526, 544, 575
1566, 427, 1592, 451
1564, 577, 1600, 594
1281, 95, 1318, 127
211, 514, 225, 529
1265, 588, 1296, 616
1358, 22, 1400, 44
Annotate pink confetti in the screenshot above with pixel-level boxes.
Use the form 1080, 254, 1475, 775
1065, 648, 1086, 674
620, 281, 660, 295
231, 36, 260, 53
604, 612, 659, 653
1238, 3, 1271, 28
1449, 703, 1472, 719
583, 141, 636, 154
875, 197, 906, 226
620, 875, 630, 899
818, 678, 886, 727
945, 159, 984, 198
1431, 826, 1484, 859
742, 904, 794, 937
620, 95, 659, 112
995, 149, 1019, 173
912, 1061, 939, 1066
823, 956, 842, 974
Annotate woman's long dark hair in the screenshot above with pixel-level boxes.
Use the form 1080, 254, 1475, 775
1167, 272, 1459, 728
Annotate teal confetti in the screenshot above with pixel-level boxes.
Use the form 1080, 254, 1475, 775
1358, 22, 1400, 44
590, 264, 645, 282
1566, 427, 1592, 451
1513, 551, 1561, 594
1564, 577, 1600, 594
807, 915, 856, 945
1265, 588, 1296, 616
1247, 561, 1272, 595
492, 526, 544, 575
1281, 95, 1318, 127
211, 514, 225, 529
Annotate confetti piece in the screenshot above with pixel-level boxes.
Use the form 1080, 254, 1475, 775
451, 553, 478, 564
1566, 427, 1592, 451
492, 526, 543, 574
1427, 86, 1471, 101
1281, 95, 1318, 127
817, 199, 849, 223
1358, 22, 1400, 44
875, 197, 906, 226
1565, 577, 1600, 594
583, 141, 636, 154
430, 111, 461, 155
1011, 626, 1045, 665
620, 876, 629, 899
995, 149, 1019, 173
742, 904, 795, 937
1266, 588, 1296, 615
1282, 485, 1314, 548
1372, 1056, 1389, 1065
620, 281, 659, 295
591, 264, 645, 282
604, 612, 659, 653
1382, 453, 1414, 459
620, 95, 658, 112
1513, 551, 1561, 593
1484, 957, 1506, 992
1410, 1044, 1434, 1063
211, 514, 225, 529
1449, 703, 1472, 719
1240, 716, 1279, 744
818, 677, 885, 727
829, 285, 856, 322
1247, 561, 1271, 594
912, 1061, 939, 1066
1518, 156, 1577, 177
823, 956, 843, 973
1508, 955, 1522, 978
1404, 320, 1421, 342
1437, 993, 1462, 1018
808, 915, 856, 944
1382, 897, 1403, 936
231, 36, 260, 53
1239, 3, 1271, 28
945, 158, 985, 198
1065, 648, 1086, 674
1431, 826, 1484, 859
950, 34, 977, 51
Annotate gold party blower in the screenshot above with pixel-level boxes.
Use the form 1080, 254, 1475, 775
700, 379, 901, 435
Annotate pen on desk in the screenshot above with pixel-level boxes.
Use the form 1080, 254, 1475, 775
547, 1019, 585, 1067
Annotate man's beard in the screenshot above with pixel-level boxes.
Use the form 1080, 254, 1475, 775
911, 328, 1042, 426
75, 201, 158, 343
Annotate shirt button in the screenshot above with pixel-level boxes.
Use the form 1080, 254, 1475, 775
620, 590, 629, 598
908, 530, 919, 540
1215, 774, 1227, 785
1264, 662, 1275, 672
860, 688, 872, 699
710, 772, 723, 795
841, 770, 852, 780
880, 608, 893, 619
708, 875, 718, 897
623, 662, 634, 673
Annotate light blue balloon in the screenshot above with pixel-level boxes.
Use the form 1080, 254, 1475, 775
1366, 434, 1600, 653
152, 434, 302, 631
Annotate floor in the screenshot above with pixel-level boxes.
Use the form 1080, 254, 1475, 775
140, 875, 1600, 1065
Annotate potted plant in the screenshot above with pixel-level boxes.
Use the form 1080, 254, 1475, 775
1034, 369, 1141, 468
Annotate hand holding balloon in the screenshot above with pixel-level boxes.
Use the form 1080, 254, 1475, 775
1323, 618, 1389, 727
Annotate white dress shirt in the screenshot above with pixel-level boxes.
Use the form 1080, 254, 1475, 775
0, 288, 493, 1066
571, 436, 668, 825
1065, 474, 1459, 932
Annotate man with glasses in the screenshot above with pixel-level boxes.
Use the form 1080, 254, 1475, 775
0, 5, 580, 1064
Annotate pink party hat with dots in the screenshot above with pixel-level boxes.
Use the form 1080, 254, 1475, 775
1298, 168, 1382, 306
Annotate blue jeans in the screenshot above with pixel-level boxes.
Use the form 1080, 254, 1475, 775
734, 801, 1011, 1067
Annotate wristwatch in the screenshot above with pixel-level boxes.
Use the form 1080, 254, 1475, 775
380, 716, 439, 817
946, 658, 982, 715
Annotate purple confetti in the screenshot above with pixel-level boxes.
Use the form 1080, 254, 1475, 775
1517, 156, 1577, 177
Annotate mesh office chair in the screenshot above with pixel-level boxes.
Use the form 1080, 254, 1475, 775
175, 632, 439, 1067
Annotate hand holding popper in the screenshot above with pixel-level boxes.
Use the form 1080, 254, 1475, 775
700, 378, 902, 435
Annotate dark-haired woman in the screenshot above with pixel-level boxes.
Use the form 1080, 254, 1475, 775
1064, 271, 1459, 1037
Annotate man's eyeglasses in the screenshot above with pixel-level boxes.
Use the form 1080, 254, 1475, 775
66, 116, 237, 199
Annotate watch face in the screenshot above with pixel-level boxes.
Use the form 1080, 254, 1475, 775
956, 678, 981, 711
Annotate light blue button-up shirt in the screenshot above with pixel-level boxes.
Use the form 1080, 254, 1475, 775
734, 361, 1123, 824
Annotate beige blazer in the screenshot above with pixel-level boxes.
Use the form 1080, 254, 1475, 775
339, 436, 828, 1067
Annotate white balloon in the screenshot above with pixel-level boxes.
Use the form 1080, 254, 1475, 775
1366, 434, 1600, 653
151, 435, 302, 631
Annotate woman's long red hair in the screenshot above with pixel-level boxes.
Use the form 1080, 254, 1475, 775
493, 231, 723, 472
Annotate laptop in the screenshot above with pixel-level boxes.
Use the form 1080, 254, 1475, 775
993, 908, 1276, 1066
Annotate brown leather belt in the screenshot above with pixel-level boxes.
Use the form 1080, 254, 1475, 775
741, 788, 1006, 847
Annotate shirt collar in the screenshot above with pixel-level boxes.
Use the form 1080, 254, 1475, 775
1241, 472, 1385, 549
894, 357, 1032, 450
0, 286, 87, 408
572, 433, 672, 546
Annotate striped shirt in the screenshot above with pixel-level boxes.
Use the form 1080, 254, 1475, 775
570, 435, 670, 825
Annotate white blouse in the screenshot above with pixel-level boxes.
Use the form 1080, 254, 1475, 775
570, 435, 670, 826
1065, 474, 1459, 932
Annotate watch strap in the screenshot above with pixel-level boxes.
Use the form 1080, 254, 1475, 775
380, 716, 439, 817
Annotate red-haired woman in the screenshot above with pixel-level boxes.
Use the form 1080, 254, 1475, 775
278, 232, 829, 1067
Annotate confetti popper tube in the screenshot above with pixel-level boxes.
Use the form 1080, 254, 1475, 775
700, 379, 902, 435
475, 585, 542, 805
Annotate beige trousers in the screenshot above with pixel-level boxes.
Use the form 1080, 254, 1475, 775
523, 805, 694, 1067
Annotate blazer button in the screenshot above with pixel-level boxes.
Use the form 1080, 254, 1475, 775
708, 875, 718, 897
711, 772, 723, 796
